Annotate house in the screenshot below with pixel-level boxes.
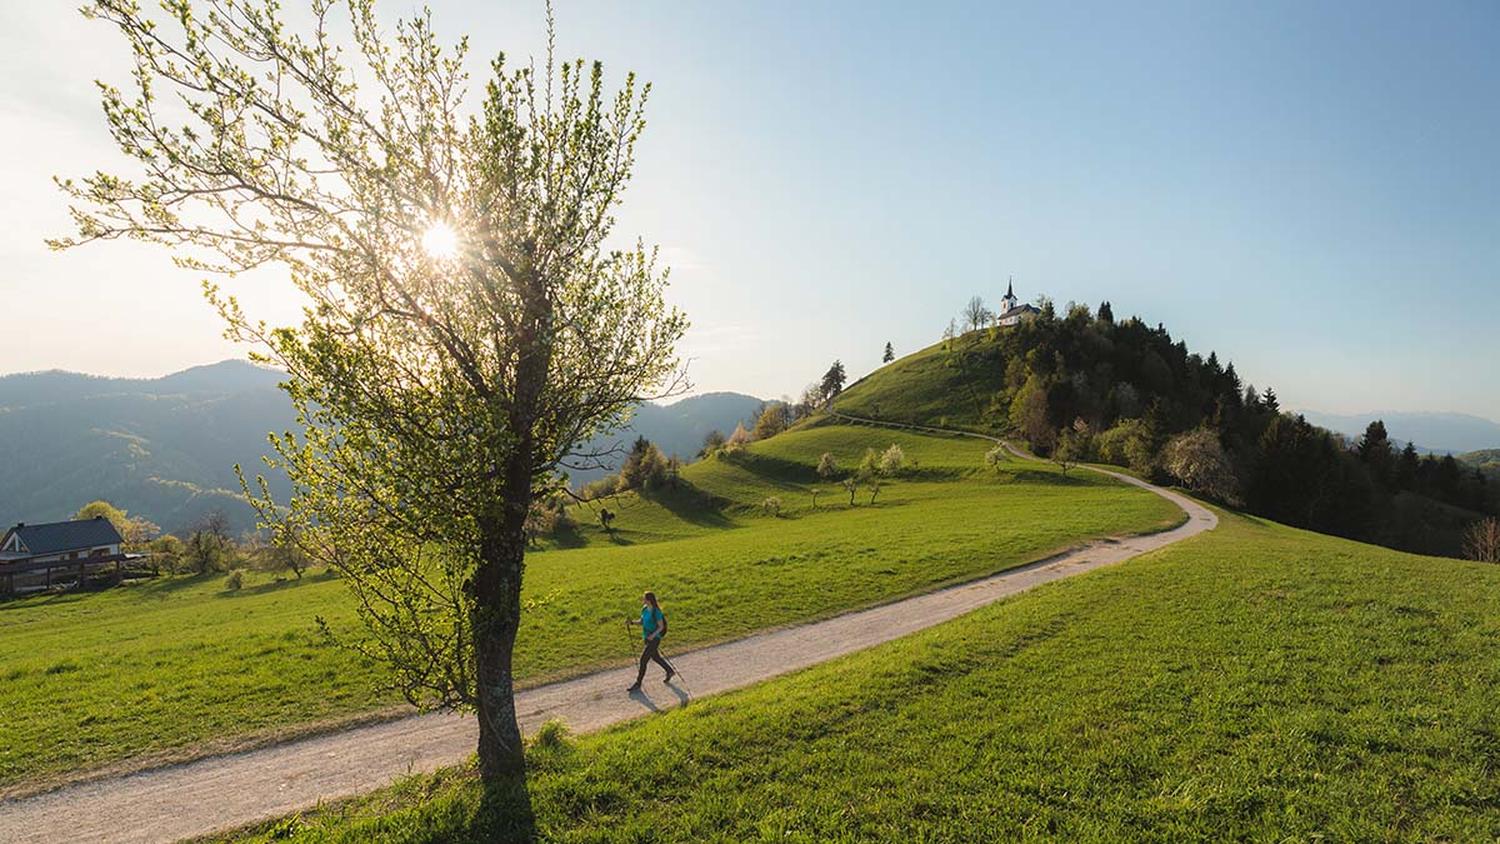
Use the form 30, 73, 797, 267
0, 517, 150, 596
996, 278, 1040, 327
1, 517, 124, 563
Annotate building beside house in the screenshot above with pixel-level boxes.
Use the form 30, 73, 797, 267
997, 278, 1040, 327
0, 517, 151, 596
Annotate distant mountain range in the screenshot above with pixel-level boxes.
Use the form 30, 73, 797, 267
0, 361, 761, 535
1295, 410, 1500, 455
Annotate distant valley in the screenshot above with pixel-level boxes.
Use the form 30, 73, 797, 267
0, 361, 762, 535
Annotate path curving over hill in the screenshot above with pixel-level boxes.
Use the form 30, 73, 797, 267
0, 417, 1216, 844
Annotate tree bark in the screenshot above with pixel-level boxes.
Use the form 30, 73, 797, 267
472, 512, 527, 779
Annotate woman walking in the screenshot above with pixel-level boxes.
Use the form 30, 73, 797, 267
626, 591, 674, 692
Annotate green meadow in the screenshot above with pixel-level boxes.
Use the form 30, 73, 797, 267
226, 512, 1500, 843
0, 424, 1179, 790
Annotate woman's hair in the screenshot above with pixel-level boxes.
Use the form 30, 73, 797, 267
643, 591, 659, 609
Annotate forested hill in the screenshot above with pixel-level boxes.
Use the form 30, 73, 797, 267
0, 361, 294, 536
0, 362, 761, 536
836, 301, 1496, 558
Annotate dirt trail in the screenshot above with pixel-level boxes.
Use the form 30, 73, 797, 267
0, 419, 1216, 844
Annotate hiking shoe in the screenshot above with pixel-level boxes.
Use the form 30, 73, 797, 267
663, 668, 676, 684
626, 682, 642, 693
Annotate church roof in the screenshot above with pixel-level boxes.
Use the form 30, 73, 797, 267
998, 303, 1039, 320
1006, 278, 1015, 297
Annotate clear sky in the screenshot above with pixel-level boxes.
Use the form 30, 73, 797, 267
1, 1, 1497, 418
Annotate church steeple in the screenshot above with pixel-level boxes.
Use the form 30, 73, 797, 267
1001, 276, 1018, 313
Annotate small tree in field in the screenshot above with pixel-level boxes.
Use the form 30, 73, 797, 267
56, 0, 687, 796
867, 478, 883, 505
882, 342, 895, 363
984, 444, 1007, 472
1053, 418, 1092, 476
842, 477, 859, 506
816, 452, 839, 480
962, 296, 992, 332
1464, 517, 1500, 563
878, 444, 906, 477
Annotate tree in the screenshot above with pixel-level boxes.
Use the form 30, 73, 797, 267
841, 477, 859, 506
820, 360, 847, 404
867, 478, 883, 505
75, 500, 158, 546
878, 444, 906, 477
699, 429, 726, 459
1463, 517, 1500, 563
1262, 387, 1280, 415
752, 403, 789, 439
1098, 301, 1115, 324
620, 437, 670, 491
185, 510, 234, 575
252, 525, 312, 580
1053, 419, 1091, 475
816, 452, 839, 480
1356, 420, 1394, 484
882, 342, 895, 363
962, 296, 993, 333
1162, 429, 1240, 504
58, 1, 686, 790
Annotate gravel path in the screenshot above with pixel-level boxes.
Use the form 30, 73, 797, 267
0, 420, 1216, 843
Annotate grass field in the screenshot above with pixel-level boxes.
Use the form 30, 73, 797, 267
0, 424, 1180, 790
223, 511, 1500, 842
834, 334, 1005, 432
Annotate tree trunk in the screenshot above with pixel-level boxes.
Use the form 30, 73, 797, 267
472, 509, 528, 780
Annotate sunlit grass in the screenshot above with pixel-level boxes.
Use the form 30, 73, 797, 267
0, 425, 1178, 789
228, 512, 1500, 842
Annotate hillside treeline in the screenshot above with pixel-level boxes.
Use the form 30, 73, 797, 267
947, 300, 1494, 557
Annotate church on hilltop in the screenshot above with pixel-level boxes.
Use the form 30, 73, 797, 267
997, 278, 1040, 327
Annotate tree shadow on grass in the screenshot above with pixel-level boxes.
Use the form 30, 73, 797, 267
640, 482, 733, 529
468, 773, 538, 843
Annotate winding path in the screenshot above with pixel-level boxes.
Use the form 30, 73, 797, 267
0, 418, 1216, 844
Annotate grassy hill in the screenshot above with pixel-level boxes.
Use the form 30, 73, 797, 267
223, 512, 1500, 843
835, 334, 1003, 433
0, 424, 1179, 790
834, 317, 1495, 558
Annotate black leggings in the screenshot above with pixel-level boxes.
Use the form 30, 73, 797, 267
636, 637, 672, 684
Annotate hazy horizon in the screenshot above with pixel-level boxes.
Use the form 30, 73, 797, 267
2, 1, 1497, 418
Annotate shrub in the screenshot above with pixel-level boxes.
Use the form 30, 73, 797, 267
859, 447, 881, 477
581, 474, 619, 501
1095, 418, 1156, 475
524, 493, 575, 544
761, 496, 783, 517
816, 452, 839, 480
699, 429, 726, 459
878, 444, 906, 476
225, 569, 244, 591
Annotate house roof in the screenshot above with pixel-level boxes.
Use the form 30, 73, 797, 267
2, 517, 124, 556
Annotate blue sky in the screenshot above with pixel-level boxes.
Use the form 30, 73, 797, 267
1, 1, 1497, 418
